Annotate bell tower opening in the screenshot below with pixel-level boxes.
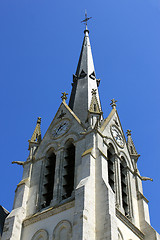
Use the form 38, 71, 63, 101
41, 151, 56, 208
62, 141, 75, 200
120, 158, 129, 216
107, 145, 115, 192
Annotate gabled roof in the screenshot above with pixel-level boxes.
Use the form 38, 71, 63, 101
28, 117, 41, 150
35, 98, 86, 154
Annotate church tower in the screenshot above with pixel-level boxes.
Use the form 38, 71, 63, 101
2, 17, 160, 240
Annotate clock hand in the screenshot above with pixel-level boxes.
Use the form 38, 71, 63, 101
57, 125, 63, 131
61, 123, 66, 129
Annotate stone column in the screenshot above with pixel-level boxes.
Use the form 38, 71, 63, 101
115, 156, 123, 212
52, 149, 63, 205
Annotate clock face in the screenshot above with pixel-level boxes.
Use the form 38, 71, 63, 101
52, 119, 70, 138
111, 125, 124, 148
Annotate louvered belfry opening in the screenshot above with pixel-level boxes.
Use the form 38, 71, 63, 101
107, 146, 115, 192
42, 152, 56, 208
120, 160, 129, 216
62, 142, 75, 200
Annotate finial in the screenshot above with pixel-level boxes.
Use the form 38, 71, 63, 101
61, 92, 68, 102
110, 99, 117, 109
37, 117, 41, 124
91, 89, 97, 95
127, 129, 131, 136
81, 10, 92, 33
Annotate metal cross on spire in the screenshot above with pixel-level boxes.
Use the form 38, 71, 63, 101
81, 10, 92, 28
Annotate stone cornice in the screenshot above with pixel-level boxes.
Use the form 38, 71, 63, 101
23, 200, 75, 227
116, 208, 144, 240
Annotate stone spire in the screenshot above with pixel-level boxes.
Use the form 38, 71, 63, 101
89, 89, 101, 114
69, 24, 101, 123
28, 117, 41, 152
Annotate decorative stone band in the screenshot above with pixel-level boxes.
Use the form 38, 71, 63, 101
116, 208, 145, 240
23, 200, 75, 227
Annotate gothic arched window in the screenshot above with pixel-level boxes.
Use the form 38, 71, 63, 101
41, 150, 56, 208
62, 141, 75, 200
107, 144, 115, 192
120, 157, 129, 216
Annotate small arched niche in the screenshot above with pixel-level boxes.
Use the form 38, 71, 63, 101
31, 229, 49, 240
53, 220, 72, 240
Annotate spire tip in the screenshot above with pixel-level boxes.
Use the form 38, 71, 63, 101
81, 10, 92, 34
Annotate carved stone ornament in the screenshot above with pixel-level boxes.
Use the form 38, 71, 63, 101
110, 98, 117, 109
61, 92, 68, 102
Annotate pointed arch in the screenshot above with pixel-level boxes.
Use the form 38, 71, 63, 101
106, 138, 118, 155
59, 133, 79, 149
31, 229, 49, 240
37, 141, 59, 159
119, 151, 132, 169
53, 220, 72, 240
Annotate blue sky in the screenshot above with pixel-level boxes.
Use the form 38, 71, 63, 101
0, 0, 160, 233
